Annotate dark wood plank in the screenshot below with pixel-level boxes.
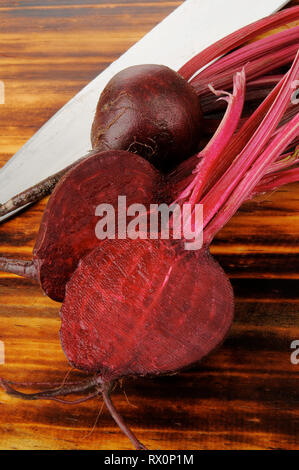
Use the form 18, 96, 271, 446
0, 0, 298, 451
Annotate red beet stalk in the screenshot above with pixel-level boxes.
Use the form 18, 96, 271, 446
191, 25, 299, 94
201, 54, 299, 243
192, 43, 298, 96
179, 5, 299, 79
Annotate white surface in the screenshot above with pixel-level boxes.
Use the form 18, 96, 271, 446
0, 0, 290, 220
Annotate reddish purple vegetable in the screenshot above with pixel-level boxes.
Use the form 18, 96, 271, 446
60, 238, 234, 378
0, 150, 164, 301
91, 64, 203, 171
0, 64, 202, 220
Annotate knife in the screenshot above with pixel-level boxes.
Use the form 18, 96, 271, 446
0, 0, 290, 221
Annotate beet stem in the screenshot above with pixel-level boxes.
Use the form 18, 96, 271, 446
177, 70, 245, 207
194, 25, 299, 89
0, 258, 38, 281
102, 383, 147, 450
179, 5, 299, 80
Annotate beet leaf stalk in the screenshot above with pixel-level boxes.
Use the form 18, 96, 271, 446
191, 25, 299, 95
251, 146, 299, 196
179, 5, 299, 80
200, 52, 299, 244
172, 55, 297, 200
177, 69, 246, 205
177, 52, 299, 236
192, 43, 298, 96
201, 74, 283, 114
252, 164, 299, 196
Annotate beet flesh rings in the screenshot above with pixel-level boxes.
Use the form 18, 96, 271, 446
60, 238, 234, 382
33, 150, 163, 302
91, 65, 202, 172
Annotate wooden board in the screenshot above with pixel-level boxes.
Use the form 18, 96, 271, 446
0, 0, 298, 451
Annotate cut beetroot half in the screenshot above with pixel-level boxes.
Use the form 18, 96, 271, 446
34, 150, 164, 301
60, 238, 234, 381
0, 150, 164, 302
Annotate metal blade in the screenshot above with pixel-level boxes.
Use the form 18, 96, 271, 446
0, 0, 290, 221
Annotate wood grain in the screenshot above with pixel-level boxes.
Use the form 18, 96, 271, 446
0, 0, 298, 451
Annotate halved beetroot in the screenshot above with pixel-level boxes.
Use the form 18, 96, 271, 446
60, 238, 234, 381
0, 150, 164, 301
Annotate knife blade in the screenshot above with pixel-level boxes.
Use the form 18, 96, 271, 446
0, 0, 290, 221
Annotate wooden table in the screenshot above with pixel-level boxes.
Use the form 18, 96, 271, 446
0, 0, 298, 451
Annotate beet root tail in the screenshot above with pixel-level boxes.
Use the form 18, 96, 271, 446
0, 258, 38, 281
101, 382, 147, 450
0, 376, 99, 403
1, 376, 147, 449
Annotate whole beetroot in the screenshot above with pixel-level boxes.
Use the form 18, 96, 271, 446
91, 64, 203, 171
0, 64, 202, 221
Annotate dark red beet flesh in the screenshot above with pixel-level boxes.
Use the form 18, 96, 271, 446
33, 150, 164, 301
91, 64, 203, 171
60, 238, 234, 381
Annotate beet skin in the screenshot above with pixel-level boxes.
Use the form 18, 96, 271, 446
91, 64, 203, 172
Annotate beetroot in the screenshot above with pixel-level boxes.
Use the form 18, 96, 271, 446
91, 64, 203, 172
0, 64, 202, 220
60, 239, 234, 378
0, 150, 164, 301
